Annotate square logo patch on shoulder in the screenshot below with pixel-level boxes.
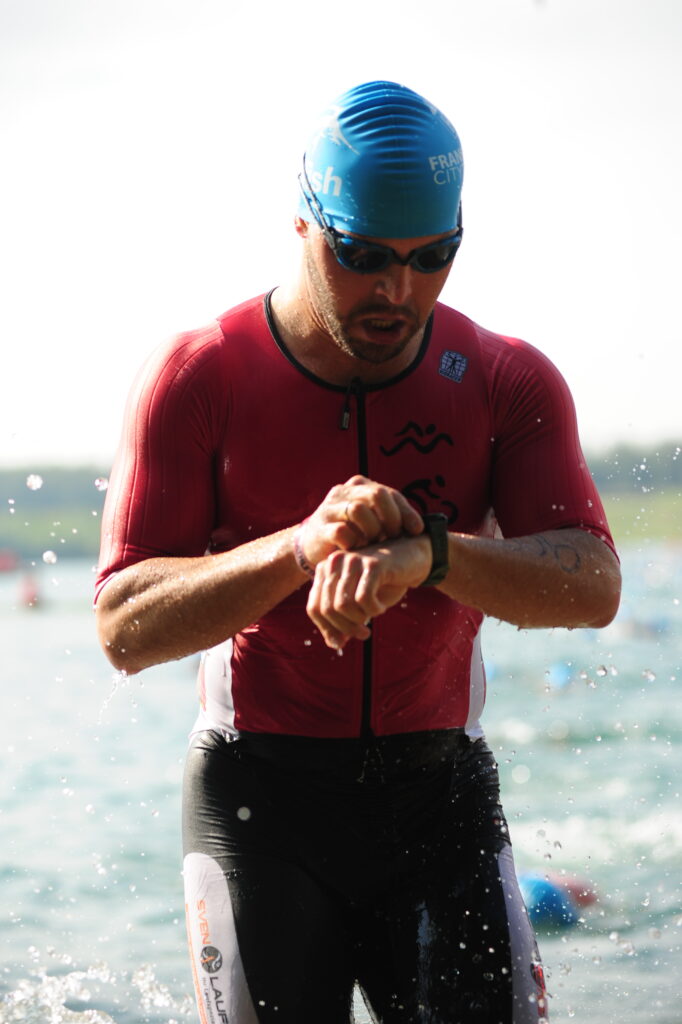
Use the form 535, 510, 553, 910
439, 350, 468, 383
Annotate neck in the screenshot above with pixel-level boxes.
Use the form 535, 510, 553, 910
269, 284, 427, 387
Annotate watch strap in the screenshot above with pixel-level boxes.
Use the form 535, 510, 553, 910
420, 513, 450, 587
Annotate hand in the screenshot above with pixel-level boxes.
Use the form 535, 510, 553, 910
306, 534, 432, 649
296, 475, 423, 572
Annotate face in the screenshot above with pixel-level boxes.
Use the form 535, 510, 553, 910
298, 219, 454, 370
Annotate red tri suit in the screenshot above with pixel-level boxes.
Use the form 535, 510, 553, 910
96, 292, 614, 740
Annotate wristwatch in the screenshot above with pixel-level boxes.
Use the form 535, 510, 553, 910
420, 513, 450, 587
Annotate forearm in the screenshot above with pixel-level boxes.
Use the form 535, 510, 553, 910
306, 526, 621, 649
96, 526, 305, 674
440, 528, 621, 629
96, 475, 423, 674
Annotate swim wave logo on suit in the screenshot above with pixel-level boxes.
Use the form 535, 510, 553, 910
380, 421, 459, 525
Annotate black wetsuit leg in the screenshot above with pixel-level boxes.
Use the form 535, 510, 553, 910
183, 730, 356, 1024
182, 730, 547, 1024
352, 739, 547, 1023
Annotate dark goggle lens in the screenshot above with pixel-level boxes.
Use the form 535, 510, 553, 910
336, 242, 390, 273
413, 240, 459, 272
335, 235, 460, 274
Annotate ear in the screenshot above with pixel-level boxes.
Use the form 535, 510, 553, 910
294, 216, 309, 239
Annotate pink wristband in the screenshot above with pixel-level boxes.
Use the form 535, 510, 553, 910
293, 523, 315, 578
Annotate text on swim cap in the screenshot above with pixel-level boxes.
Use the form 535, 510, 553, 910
309, 166, 343, 198
428, 150, 462, 186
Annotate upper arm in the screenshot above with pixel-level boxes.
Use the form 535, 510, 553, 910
95, 327, 226, 600
487, 337, 617, 557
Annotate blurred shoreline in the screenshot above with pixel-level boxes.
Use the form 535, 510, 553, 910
1, 444, 680, 566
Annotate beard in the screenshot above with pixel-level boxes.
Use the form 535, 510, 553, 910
304, 249, 422, 365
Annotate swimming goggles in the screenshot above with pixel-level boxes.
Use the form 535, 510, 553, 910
298, 168, 463, 275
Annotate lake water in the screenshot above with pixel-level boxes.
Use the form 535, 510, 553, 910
1, 545, 680, 1023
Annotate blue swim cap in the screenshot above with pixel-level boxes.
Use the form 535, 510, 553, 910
299, 81, 463, 240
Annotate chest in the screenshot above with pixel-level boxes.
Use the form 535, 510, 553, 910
210, 359, 495, 548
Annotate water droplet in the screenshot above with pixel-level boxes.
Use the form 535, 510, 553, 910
42, 550, 57, 564
596, 665, 608, 677
85, 804, 95, 814
512, 764, 531, 784
26, 474, 43, 490
642, 669, 656, 682
94, 477, 109, 492
237, 806, 252, 821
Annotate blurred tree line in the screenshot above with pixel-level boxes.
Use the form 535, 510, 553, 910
1, 441, 680, 562
1, 466, 110, 562
588, 442, 682, 494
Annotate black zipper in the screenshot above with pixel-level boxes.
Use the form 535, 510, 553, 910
340, 376, 362, 431
339, 378, 374, 737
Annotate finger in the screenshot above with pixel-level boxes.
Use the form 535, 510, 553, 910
342, 499, 380, 545
350, 560, 389, 619
394, 493, 424, 535
332, 557, 376, 625
347, 486, 422, 541
306, 570, 344, 648
307, 558, 371, 647
320, 558, 372, 637
367, 486, 406, 538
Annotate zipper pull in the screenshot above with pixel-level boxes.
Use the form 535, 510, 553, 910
340, 376, 362, 430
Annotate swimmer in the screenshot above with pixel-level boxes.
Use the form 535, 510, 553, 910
95, 80, 621, 1023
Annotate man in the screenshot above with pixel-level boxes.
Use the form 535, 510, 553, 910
95, 81, 621, 1024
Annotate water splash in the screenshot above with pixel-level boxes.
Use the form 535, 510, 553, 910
0, 958, 195, 1024
26, 475, 44, 491
97, 672, 129, 724
0, 962, 116, 1024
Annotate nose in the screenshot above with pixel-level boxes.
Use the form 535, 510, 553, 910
372, 263, 415, 305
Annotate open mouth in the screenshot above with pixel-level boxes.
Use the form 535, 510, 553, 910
357, 316, 408, 342
367, 318, 398, 330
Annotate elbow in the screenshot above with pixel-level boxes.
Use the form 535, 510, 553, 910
96, 606, 147, 676
586, 565, 622, 629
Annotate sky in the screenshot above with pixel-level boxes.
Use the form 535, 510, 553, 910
1, 0, 681, 468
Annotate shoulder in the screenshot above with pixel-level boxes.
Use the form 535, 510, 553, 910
432, 302, 571, 395
133, 293, 268, 396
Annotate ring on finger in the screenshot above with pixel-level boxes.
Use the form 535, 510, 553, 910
344, 501, 351, 523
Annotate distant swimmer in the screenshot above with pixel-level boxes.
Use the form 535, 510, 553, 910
95, 80, 621, 1023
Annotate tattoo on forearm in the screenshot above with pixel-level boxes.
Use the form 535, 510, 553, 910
506, 534, 582, 574
531, 534, 581, 574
